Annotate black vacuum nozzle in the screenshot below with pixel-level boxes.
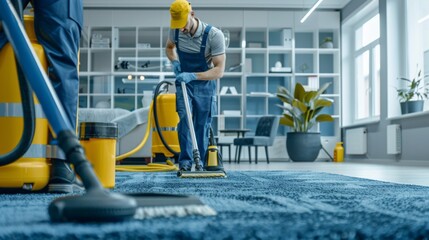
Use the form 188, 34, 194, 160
48, 131, 137, 222
49, 189, 137, 222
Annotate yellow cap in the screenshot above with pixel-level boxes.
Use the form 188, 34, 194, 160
170, 0, 191, 29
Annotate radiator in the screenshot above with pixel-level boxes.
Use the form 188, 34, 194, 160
345, 127, 367, 155
387, 124, 401, 154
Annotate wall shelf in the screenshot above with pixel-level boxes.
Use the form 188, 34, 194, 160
80, 9, 341, 159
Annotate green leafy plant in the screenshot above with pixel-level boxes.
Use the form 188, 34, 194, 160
320, 37, 334, 48
322, 37, 332, 43
276, 82, 334, 132
397, 69, 429, 102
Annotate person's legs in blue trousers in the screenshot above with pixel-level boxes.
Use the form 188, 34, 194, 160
0, 1, 83, 193
32, 0, 84, 193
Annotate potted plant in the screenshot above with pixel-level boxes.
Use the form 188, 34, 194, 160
397, 68, 429, 114
320, 37, 333, 48
276, 82, 334, 162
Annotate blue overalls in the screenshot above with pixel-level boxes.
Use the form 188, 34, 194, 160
175, 25, 217, 169
0, 0, 82, 131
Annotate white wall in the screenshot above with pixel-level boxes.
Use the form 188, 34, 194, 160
83, 0, 349, 9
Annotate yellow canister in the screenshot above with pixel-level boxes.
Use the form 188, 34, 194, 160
0, 15, 50, 191
151, 93, 180, 161
333, 142, 344, 162
79, 122, 118, 188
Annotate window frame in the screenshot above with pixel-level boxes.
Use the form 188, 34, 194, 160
353, 39, 380, 119
351, 10, 380, 122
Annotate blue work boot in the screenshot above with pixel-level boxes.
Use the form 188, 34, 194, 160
48, 159, 84, 194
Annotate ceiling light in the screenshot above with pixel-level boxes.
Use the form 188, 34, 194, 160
300, 0, 324, 23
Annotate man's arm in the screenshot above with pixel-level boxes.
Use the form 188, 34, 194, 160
165, 38, 178, 62
195, 53, 225, 80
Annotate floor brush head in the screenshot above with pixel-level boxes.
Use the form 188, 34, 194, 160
127, 193, 217, 219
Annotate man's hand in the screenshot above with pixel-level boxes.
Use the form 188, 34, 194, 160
176, 72, 197, 83
171, 60, 181, 76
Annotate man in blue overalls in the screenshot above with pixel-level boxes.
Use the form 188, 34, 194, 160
166, 0, 226, 171
0, 0, 83, 193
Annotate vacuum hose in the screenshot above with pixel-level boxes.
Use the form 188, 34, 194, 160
153, 81, 179, 158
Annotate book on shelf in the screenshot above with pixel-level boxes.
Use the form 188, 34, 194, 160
229, 86, 238, 95
247, 42, 262, 48
245, 58, 252, 73
303, 76, 319, 91
219, 86, 239, 95
112, 28, 119, 48
249, 92, 273, 97
223, 110, 241, 116
282, 28, 293, 48
270, 67, 292, 73
219, 86, 229, 95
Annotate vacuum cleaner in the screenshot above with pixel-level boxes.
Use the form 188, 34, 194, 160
0, 13, 50, 191
151, 81, 180, 162
112, 59, 181, 165
113, 80, 180, 173
0, 0, 216, 222
177, 81, 226, 178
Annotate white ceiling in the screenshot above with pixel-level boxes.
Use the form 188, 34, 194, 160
84, 0, 353, 10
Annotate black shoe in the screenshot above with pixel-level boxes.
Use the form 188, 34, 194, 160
48, 159, 84, 194
179, 165, 192, 172
195, 164, 204, 171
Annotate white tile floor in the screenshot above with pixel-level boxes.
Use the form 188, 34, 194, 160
223, 161, 429, 187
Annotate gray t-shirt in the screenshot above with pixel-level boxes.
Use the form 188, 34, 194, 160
168, 18, 225, 68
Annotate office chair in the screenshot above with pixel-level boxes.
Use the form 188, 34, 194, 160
233, 116, 279, 164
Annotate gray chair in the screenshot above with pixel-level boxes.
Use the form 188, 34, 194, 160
233, 116, 280, 164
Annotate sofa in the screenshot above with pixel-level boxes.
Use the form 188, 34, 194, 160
78, 107, 152, 159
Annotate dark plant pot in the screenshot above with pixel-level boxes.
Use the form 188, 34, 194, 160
286, 132, 321, 162
400, 102, 407, 114
400, 100, 424, 114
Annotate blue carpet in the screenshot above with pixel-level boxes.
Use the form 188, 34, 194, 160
1, 170, 429, 239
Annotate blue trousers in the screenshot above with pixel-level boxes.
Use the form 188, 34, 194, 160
0, 0, 82, 130
176, 81, 216, 168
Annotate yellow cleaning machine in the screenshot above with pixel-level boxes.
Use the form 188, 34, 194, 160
0, 15, 50, 191
108, 80, 179, 174
177, 81, 226, 178
151, 81, 180, 163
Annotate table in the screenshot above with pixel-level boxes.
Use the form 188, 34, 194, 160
219, 129, 250, 138
219, 129, 251, 162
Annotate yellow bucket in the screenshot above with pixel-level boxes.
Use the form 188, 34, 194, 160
79, 122, 118, 188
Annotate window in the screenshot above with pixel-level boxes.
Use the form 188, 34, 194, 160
341, 0, 380, 126
354, 13, 380, 120
406, 1, 429, 90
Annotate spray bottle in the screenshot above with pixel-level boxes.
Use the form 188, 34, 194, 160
333, 142, 344, 162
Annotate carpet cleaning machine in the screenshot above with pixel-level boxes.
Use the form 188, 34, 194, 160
142, 80, 226, 178
177, 81, 226, 178
0, 0, 217, 222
